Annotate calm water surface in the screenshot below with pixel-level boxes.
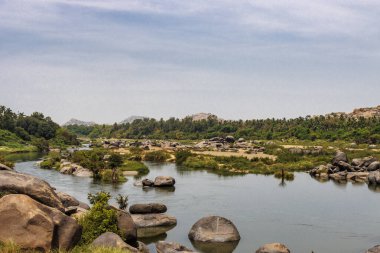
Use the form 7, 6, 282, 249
11, 155, 380, 253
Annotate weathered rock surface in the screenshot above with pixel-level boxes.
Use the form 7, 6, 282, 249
0, 194, 82, 252
57, 192, 80, 207
132, 214, 177, 228
368, 161, 380, 171
142, 179, 154, 187
367, 245, 380, 253
188, 216, 240, 243
368, 171, 380, 185
92, 232, 149, 253
115, 208, 137, 244
332, 151, 349, 165
154, 176, 176, 187
130, 203, 167, 214
156, 241, 195, 253
60, 162, 93, 177
0, 171, 64, 211
0, 163, 12, 171
255, 243, 291, 253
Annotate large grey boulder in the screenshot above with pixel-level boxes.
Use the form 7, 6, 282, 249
116, 209, 137, 244
154, 176, 176, 187
368, 161, 380, 171
332, 151, 348, 165
156, 241, 195, 253
367, 245, 380, 253
0, 194, 81, 252
255, 243, 290, 253
132, 214, 177, 228
0, 163, 12, 171
0, 171, 64, 211
130, 203, 167, 214
92, 232, 149, 253
368, 171, 380, 185
188, 216, 240, 243
56, 192, 80, 207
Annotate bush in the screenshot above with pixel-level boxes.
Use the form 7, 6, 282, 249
100, 169, 126, 183
78, 191, 121, 244
183, 156, 219, 170
0, 156, 14, 169
115, 194, 128, 210
144, 150, 171, 162
31, 138, 49, 153
120, 160, 149, 174
175, 150, 192, 165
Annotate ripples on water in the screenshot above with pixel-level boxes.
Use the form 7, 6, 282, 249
12, 154, 380, 253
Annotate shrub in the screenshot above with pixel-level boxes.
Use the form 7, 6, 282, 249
120, 160, 149, 174
78, 191, 121, 244
144, 150, 170, 162
183, 156, 219, 170
0, 156, 14, 169
115, 194, 128, 210
100, 169, 126, 183
175, 150, 192, 165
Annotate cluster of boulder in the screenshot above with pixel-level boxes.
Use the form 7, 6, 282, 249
139, 176, 176, 188
309, 151, 380, 184
59, 161, 93, 177
194, 136, 266, 154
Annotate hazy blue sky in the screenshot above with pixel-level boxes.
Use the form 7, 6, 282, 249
0, 0, 379, 124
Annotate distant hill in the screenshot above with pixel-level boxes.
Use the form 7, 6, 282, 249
120, 116, 148, 124
325, 105, 380, 119
187, 113, 223, 121
63, 118, 96, 126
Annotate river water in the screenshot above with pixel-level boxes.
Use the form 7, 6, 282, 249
10, 154, 380, 253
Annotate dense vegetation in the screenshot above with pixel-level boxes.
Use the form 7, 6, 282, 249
0, 105, 79, 153
66, 115, 380, 143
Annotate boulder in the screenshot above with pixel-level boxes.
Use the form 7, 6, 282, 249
255, 243, 290, 253
188, 216, 240, 243
156, 241, 195, 253
78, 201, 90, 210
367, 245, 380, 253
132, 214, 177, 228
92, 232, 149, 253
337, 161, 354, 171
154, 176, 176, 187
225, 136, 235, 143
329, 172, 347, 181
57, 192, 80, 208
0, 171, 64, 211
346, 172, 369, 182
368, 171, 380, 185
368, 161, 380, 171
362, 157, 379, 168
332, 151, 348, 165
352, 158, 364, 167
0, 194, 81, 252
142, 179, 154, 187
71, 207, 89, 220
0, 163, 12, 171
116, 209, 137, 244
130, 203, 167, 214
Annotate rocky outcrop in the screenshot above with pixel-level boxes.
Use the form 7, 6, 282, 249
60, 162, 92, 177
255, 243, 290, 253
367, 245, 380, 253
156, 241, 195, 253
0, 171, 64, 211
154, 176, 176, 187
0, 194, 81, 252
57, 192, 80, 207
92, 232, 149, 253
132, 214, 177, 228
188, 216, 240, 243
130, 203, 167, 214
0, 163, 12, 171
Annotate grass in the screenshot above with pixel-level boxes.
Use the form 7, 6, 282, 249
0, 241, 130, 253
143, 150, 171, 162
0, 129, 37, 154
120, 160, 149, 175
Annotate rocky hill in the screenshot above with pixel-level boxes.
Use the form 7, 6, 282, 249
120, 116, 147, 124
187, 113, 222, 121
349, 105, 380, 118
63, 118, 96, 126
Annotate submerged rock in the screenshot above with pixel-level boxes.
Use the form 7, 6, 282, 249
188, 216, 240, 243
0, 194, 81, 252
156, 241, 195, 253
255, 243, 290, 253
142, 179, 154, 187
130, 203, 167, 214
0, 170, 64, 211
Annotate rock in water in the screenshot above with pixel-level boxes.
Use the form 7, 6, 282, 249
332, 151, 349, 165
368, 161, 380, 171
367, 245, 380, 253
56, 192, 80, 207
154, 176, 176, 187
0, 194, 82, 252
368, 171, 380, 185
188, 216, 240, 242
0, 171, 65, 211
0, 163, 12, 171
92, 232, 149, 253
132, 214, 177, 228
255, 243, 290, 253
130, 203, 167, 214
142, 179, 154, 187
156, 241, 195, 253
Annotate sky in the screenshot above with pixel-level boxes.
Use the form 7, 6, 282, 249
0, 0, 379, 124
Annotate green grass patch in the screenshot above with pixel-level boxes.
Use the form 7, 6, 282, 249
120, 160, 149, 175
143, 150, 171, 162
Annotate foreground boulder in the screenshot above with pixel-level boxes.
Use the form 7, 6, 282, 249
56, 192, 80, 207
115, 208, 137, 244
132, 213, 177, 228
0, 171, 64, 211
154, 176, 176, 187
130, 203, 167, 214
368, 171, 380, 185
255, 243, 290, 253
92, 232, 149, 253
0, 163, 12, 171
332, 151, 349, 165
367, 245, 380, 253
156, 241, 195, 253
0, 194, 81, 252
188, 216, 240, 242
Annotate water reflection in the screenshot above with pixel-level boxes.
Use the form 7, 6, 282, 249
190, 241, 239, 253
137, 225, 176, 238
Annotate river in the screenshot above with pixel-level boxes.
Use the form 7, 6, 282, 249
10, 154, 380, 253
